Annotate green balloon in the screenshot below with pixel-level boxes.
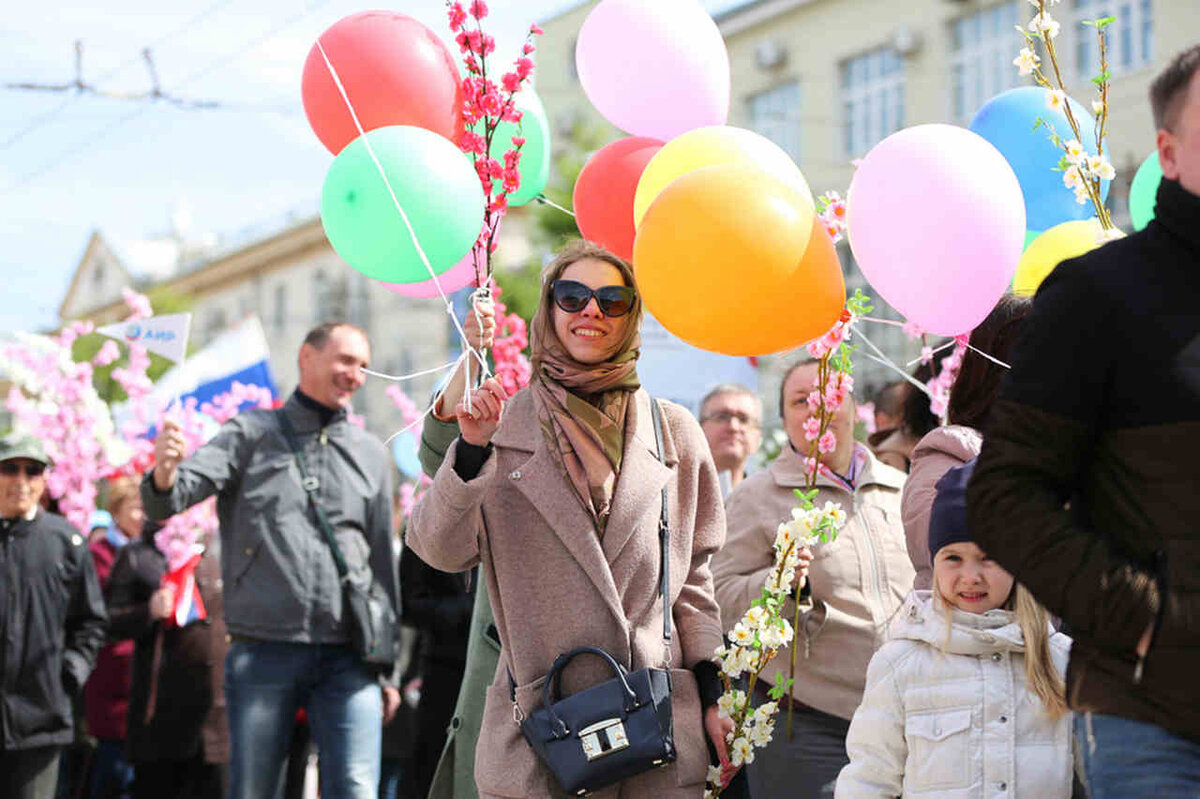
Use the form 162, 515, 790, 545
474, 89, 551, 207
1129, 151, 1162, 231
1023, 229, 1043, 251
321, 125, 485, 284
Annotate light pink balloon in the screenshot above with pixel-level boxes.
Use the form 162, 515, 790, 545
846, 124, 1026, 336
576, 0, 730, 141
380, 248, 481, 298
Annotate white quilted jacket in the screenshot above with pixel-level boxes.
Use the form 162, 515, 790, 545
835, 591, 1073, 798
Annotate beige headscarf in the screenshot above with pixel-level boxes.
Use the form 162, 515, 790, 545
529, 241, 644, 534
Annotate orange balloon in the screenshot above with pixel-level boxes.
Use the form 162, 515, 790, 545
633, 165, 844, 356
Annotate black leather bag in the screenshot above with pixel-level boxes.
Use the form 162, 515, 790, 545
278, 411, 399, 672
512, 398, 677, 796
520, 647, 675, 797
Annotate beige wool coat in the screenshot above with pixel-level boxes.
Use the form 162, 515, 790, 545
408, 388, 726, 799
712, 445, 913, 721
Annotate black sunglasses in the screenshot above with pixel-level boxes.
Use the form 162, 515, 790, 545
550, 279, 637, 318
0, 462, 46, 478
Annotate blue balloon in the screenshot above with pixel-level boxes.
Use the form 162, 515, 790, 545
969, 87, 1109, 231
391, 430, 422, 479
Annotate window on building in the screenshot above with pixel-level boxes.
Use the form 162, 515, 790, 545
747, 81, 802, 161
1073, 0, 1153, 79
949, 1, 1025, 122
313, 269, 347, 322
841, 47, 905, 157
274, 283, 287, 333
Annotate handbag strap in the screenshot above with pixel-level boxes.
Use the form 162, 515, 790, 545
278, 410, 350, 583
649, 397, 671, 648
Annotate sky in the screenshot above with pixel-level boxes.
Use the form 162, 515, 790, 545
0, 0, 740, 334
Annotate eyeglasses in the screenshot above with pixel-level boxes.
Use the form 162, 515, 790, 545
0, 462, 46, 478
550, 280, 637, 318
701, 411, 760, 428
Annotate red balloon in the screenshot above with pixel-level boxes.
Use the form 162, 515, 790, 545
302, 11, 464, 155
573, 137, 663, 260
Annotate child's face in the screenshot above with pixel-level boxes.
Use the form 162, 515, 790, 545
934, 541, 1014, 613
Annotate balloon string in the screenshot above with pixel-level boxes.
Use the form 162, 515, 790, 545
361, 359, 461, 383
314, 38, 491, 411
905, 340, 957, 368
856, 329, 934, 397
535, 194, 576, 217
383, 351, 466, 446
859, 316, 1010, 370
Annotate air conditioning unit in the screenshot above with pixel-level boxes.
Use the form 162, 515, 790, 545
755, 40, 788, 70
892, 27, 924, 57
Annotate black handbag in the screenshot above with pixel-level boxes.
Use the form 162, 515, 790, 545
278, 411, 399, 673
513, 397, 677, 796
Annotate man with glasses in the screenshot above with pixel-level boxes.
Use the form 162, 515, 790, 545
0, 433, 107, 799
698, 384, 762, 497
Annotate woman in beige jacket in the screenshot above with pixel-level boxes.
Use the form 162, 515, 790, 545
408, 241, 732, 799
712, 359, 914, 799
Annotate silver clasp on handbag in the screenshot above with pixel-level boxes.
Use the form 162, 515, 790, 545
301, 476, 320, 493
578, 718, 630, 761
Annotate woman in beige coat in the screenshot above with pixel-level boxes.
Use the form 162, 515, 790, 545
711, 359, 914, 799
408, 241, 732, 799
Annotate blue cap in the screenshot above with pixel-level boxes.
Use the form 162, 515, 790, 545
88, 510, 113, 531
928, 459, 977, 561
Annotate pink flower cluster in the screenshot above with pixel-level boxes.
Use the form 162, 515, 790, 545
488, 282, 531, 396
816, 191, 847, 244
447, 0, 542, 280
199, 382, 276, 425
925, 335, 968, 419
806, 310, 853, 361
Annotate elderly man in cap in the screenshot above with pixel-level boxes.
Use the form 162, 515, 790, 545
0, 433, 107, 799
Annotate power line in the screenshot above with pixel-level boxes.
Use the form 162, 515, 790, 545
0, 0, 237, 151
5, 0, 333, 192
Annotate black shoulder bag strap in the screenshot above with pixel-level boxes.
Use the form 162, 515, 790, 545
277, 410, 351, 583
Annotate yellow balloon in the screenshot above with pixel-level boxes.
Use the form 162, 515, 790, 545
633, 126, 814, 234
1015, 219, 1124, 295
633, 165, 843, 356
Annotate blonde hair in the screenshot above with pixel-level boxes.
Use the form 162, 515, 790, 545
934, 581, 1068, 720
105, 476, 140, 517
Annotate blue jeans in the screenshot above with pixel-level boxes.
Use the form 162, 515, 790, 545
224, 641, 382, 799
1074, 712, 1200, 798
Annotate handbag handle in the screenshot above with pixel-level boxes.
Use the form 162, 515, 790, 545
541, 646, 640, 738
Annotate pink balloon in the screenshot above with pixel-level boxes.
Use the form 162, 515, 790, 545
576, 0, 729, 141
379, 249, 480, 298
846, 124, 1026, 336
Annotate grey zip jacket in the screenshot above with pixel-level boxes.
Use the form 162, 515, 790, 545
141, 392, 397, 647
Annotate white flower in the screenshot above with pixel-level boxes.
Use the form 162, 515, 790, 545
1013, 47, 1040, 76
717, 689, 746, 719
744, 605, 769, 630
1046, 89, 1067, 114
775, 522, 795, 549
1063, 165, 1084, 189
1074, 186, 1091, 204
730, 623, 755, 647
730, 737, 755, 767
1092, 99, 1105, 115
1028, 11, 1060, 38
1087, 154, 1116, 181
1064, 139, 1086, 164
749, 723, 773, 746
707, 766, 724, 787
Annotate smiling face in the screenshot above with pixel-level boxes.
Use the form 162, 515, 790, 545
700, 391, 763, 473
297, 325, 370, 410
551, 258, 634, 365
0, 458, 46, 519
934, 541, 1015, 614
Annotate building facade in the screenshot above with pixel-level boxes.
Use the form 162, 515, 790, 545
538, 0, 1192, 414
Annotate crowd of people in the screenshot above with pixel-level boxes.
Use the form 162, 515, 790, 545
1, 44, 1197, 799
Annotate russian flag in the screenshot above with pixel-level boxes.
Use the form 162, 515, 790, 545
163, 551, 207, 628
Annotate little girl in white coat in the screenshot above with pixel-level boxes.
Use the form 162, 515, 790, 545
835, 461, 1073, 798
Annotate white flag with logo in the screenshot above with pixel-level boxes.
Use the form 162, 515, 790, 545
96, 313, 192, 363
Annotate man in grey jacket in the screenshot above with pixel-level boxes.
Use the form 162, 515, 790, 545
142, 322, 399, 799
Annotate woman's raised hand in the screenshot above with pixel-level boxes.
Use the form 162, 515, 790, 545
456, 377, 508, 447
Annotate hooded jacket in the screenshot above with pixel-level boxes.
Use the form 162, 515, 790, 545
902, 426, 982, 590
836, 592, 1073, 798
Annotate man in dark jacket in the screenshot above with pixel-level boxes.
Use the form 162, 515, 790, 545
141, 322, 400, 799
969, 45, 1200, 797
0, 434, 107, 799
